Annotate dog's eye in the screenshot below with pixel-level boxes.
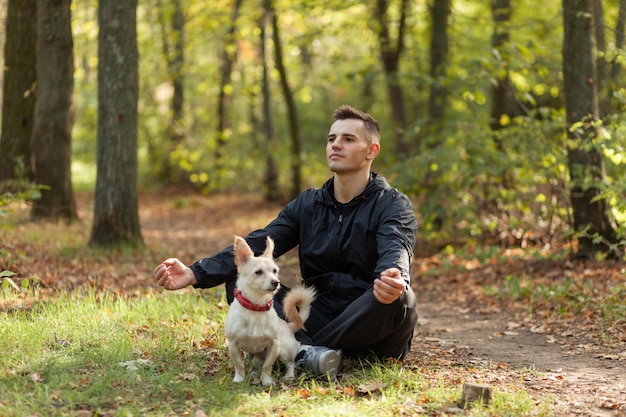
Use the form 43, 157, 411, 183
273, 268, 278, 274
255, 270, 263, 275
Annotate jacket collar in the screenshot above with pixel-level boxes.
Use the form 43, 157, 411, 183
233, 288, 274, 311
320, 172, 386, 205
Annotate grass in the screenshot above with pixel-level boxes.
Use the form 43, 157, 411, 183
0, 195, 569, 416
487, 273, 626, 322
0, 288, 548, 417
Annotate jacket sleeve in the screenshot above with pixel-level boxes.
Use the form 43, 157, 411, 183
189, 195, 303, 289
374, 190, 418, 288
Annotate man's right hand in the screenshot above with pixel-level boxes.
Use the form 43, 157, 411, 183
153, 258, 197, 290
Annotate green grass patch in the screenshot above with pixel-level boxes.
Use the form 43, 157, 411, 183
485, 273, 626, 330
0, 289, 549, 417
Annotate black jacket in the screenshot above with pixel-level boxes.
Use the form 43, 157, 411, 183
190, 172, 417, 300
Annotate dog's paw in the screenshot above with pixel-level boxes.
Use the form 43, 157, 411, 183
233, 374, 245, 383
282, 367, 296, 384
261, 374, 275, 387
248, 371, 262, 386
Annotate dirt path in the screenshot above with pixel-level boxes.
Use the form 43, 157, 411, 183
415, 301, 626, 416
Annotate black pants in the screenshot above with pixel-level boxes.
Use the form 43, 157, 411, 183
272, 283, 418, 360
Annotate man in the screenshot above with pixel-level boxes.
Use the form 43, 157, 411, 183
153, 104, 418, 376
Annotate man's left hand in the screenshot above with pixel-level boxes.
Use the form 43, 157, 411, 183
373, 267, 406, 304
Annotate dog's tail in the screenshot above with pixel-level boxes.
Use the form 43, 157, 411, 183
283, 286, 316, 332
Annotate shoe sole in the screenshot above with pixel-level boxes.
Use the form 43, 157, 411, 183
316, 349, 342, 375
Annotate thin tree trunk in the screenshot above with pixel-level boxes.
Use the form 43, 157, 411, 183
374, 0, 410, 153
90, 0, 143, 248
215, 0, 243, 177
489, 0, 515, 189
610, 0, 626, 80
260, 6, 280, 202
427, 0, 450, 139
593, 0, 610, 117
268, 0, 302, 199
607, 0, 626, 114
157, 0, 186, 183
31, 0, 77, 221
562, 0, 619, 258
425, 0, 451, 230
0, 0, 36, 184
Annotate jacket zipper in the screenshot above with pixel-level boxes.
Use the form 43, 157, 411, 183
336, 203, 346, 223
332, 204, 346, 263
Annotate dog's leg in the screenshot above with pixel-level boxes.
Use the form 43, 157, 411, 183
260, 343, 280, 386
229, 344, 246, 383
283, 363, 295, 383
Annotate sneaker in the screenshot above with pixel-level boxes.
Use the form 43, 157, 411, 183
296, 345, 342, 376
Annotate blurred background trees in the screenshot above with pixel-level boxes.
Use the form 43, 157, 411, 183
0, 0, 624, 256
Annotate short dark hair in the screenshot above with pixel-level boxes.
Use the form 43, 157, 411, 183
333, 104, 380, 144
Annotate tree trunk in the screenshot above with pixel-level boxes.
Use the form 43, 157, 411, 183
489, 0, 515, 189
260, 5, 280, 202
607, 0, 626, 113
592, 0, 610, 117
158, 0, 187, 184
593, 0, 606, 87
427, 0, 450, 138
269, 0, 302, 199
489, 0, 515, 130
89, 0, 143, 248
425, 0, 451, 230
0, 0, 36, 184
562, 0, 618, 258
215, 0, 243, 180
374, 0, 410, 153
610, 0, 626, 80
31, 0, 77, 221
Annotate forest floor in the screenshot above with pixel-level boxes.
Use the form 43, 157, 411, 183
3, 191, 626, 416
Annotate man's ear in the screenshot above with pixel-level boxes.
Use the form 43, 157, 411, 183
366, 142, 381, 161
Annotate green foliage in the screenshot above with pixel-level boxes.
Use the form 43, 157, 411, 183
62, 0, 626, 251
0, 271, 35, 291
0, 156, 44, 217
0, 182, 45, 217
0, 186, 41, 211
393, 113, 570, 247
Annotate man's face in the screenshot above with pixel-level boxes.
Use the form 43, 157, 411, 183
326, 119, 379, 174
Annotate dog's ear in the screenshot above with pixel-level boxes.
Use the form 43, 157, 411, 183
233, 235, 254, 267
262, 236, 275, 259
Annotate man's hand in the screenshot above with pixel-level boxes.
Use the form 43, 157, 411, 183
373, 267, 406, 304
153, 258, 197, 290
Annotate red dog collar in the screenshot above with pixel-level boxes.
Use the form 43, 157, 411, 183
234, 288, 274, 312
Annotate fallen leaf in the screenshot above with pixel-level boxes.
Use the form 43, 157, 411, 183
180, 372, 197, 381
357, 381, 385, 394
118, 359, 154, 371
530, 324, 546, 334
600, 402, 621, 410
30, 372, 43, 383
297, 388, 310, 399
313, 386, 330, 395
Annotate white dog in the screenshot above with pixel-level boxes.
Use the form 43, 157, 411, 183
224, 235, 316, 386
